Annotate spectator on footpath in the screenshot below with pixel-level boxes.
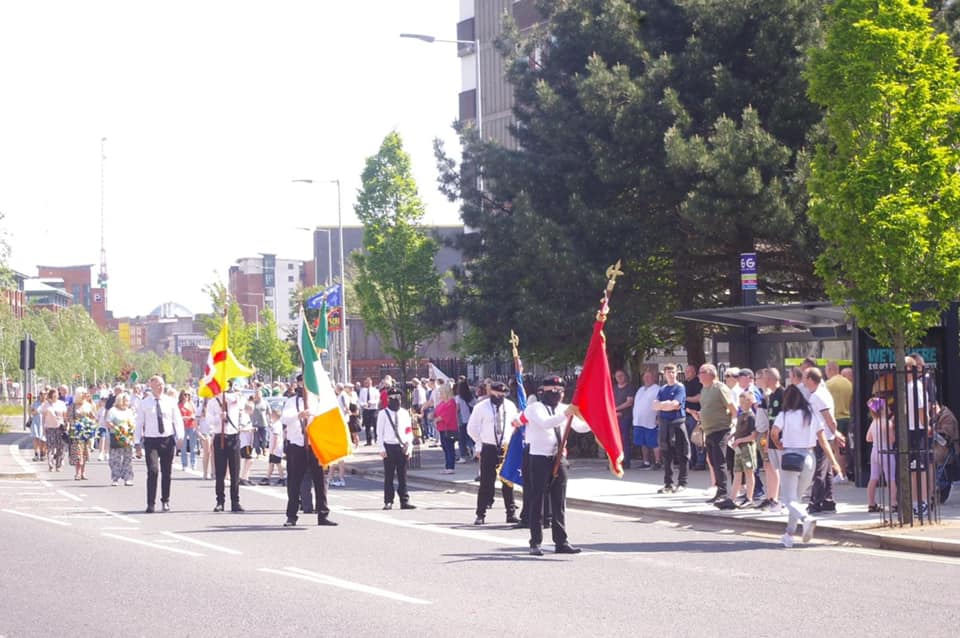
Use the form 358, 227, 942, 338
653, 363, 687, 493
698, 364, 737, 509
455, 379, 476, 462
433, 383, 459, 474
178, 390, 197, 471
865, 397, 896, 512
758, 368, 784, 511
728, 392, 758, 508
613, 370, 635, 469
724, 367, 742, 403
803, 367, 844, 514
632, 370, 661, 469
358, 377, 379, 446
771, 384, 843, 548
904, 356, 931, 517
238, 400, 256, 486
198, 397, 217, 480
683, 364, 704, 470
30, 390, 46, 463
250, 386, 269, 460
826, 360, 853, 477
107, 392, 136, 486
736, 368, 765, 499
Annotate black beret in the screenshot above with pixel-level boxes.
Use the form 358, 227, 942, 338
386, 386, 402, 397
542, 376, 564, 388
489, 381, 508, 393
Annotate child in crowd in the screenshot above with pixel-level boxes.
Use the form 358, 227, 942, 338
260, 408, 285, 486
238, 401, 255, 486
866, 397, 896, 512
730, 392, 758, 508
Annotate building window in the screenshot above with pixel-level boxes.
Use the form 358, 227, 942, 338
288, 263, 294, 270
288, 275, 294, 283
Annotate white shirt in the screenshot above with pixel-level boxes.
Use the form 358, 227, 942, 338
467, 397, 520, 447
632, 384, 660, 429
134, 393, 184, 443
523, 401, 589, 457
773, 410, 824, 449
808, 383, 836, 441
270, 418, 284, 458
281, 394, 309, 447
41, 400, 66, 428
412, 386, 427, 408
358, 386, 379, 410
377, 408, 414, 451
201, 398, 221, 435
906, 379, 926, 431
222, 391, 241, 434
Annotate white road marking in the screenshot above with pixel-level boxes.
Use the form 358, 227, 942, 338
2, 508, 71, 527
100, 526, 140, 531
101, 532, 204, 557
820, 545, 960, 566
40, 480, 52, 488
56, 490, 84, 502
161, 531, 242, 555
259, 567, 431, 605
0, 485, 44, 490
6, 445, 35, 473
16, 497, 69, 502
91, 506, 139, 524
58, 514, 113, 520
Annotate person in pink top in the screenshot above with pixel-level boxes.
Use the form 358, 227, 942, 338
433, 383, 459, 474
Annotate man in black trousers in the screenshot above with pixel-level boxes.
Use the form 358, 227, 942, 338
212, 380, 244, 513
282, 375, 337, 527
134, 375, 184, 513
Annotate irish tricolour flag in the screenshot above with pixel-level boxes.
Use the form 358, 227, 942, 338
298, 309, 351, 467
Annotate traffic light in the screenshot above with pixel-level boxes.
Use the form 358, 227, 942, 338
19, 338, 36, 371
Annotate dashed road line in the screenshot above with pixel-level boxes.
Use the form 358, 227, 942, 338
2, 508, 71, 527
161, 531, 242, 555
101, 532, 204, 557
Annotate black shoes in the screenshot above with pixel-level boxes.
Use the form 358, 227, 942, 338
474, 516, 485, 526
231, 504, 244, 513
317, 517, 338, 526
506, 514, 520, 524
555, 543, 581, 554
383, 503, 393, 510
283, 519, 297, 527
145, 505, 155, 514
529, 545, 543, 556
213, 503, 224, 512
714, 498, 737, 510
161, 502, 171, 513
400, 503, 416, 510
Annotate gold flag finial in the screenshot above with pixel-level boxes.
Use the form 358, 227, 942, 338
606, 259, 624, 293
509, 330, 520, 359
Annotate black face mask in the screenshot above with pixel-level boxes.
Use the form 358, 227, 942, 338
388, 398, 401, 412
489, 394, 504, 407
540, 390, 561, 408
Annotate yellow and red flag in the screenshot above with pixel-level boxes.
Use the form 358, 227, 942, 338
198, 318, 254, 399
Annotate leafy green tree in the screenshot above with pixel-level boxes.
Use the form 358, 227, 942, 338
247, 308, 295, 381
354, 132, 447, 390
437, 0, 826, 369
806, 0, 960, 522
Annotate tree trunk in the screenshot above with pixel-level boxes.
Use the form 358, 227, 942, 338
893, 332, 912, 524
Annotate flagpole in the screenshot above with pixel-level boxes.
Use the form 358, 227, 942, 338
220, 310, 228, 450
552, 261, 623, 479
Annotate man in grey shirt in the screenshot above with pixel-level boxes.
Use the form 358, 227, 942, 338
613, 370, 636, 469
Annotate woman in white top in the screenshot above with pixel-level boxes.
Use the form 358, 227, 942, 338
106, 392, 136, 485
770, 384, 843, 547
40, 388, 67, 472
198, 398, 219, 480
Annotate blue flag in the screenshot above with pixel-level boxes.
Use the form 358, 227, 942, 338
497, 359, 527, 487
324, 284, 342, 308
305, 291, 326, 310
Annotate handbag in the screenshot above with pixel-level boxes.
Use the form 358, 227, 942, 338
781, 451, 806, 472
59, 425, 70, 443
690, 424, 704, 448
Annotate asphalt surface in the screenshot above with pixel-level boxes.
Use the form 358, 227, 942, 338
2, 456, 960, 638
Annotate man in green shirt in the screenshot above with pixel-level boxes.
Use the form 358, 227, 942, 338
695, 364, 737, 507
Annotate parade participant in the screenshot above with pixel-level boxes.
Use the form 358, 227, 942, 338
134, 376, 184, 513
377, 386, 416, 510
107, 392, 136, 486
212, 380, 244, 513
653, 363, 688, 493
281, 374, 337, 527
41, 388, 66, 472
358, 377, 379, 446
523, 377, 590, 556
69, 388, 97, 481
467, 381, 521, 525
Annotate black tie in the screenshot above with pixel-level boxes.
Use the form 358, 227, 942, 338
157, 398, 165, 434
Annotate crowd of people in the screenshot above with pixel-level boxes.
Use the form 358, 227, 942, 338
24, 355, 960, 552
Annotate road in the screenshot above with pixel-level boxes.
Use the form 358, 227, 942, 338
1, 458, 958, 638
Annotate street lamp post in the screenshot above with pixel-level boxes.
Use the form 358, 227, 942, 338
400, 32, 481, 141
293, 179, 348, 384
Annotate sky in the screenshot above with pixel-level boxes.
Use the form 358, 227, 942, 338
0, 0, 464, 318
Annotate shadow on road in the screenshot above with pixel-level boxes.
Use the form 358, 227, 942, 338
580, 539, 771, 553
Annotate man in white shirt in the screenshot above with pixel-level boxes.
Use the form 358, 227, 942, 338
523, 376, 590, 556
803, 367, 844, 513
281, 374, 337, 527
211, 379, 244, 513
377, 386, 416, 510
358, 377, 379, 446
134, 375, 184, 513
467, 381, 521, 525
632, 371, 661, 469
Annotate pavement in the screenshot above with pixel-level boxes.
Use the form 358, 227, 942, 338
5, 423, 960, 557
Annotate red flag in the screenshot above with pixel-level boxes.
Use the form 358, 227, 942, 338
571, 319, 624, 478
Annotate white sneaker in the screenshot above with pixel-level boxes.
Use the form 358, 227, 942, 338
98, 454, 105, 462
781, 533, 794, 548
111, 480, 119, 486
802, 518, 817, 543
124, 480, 133, 486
